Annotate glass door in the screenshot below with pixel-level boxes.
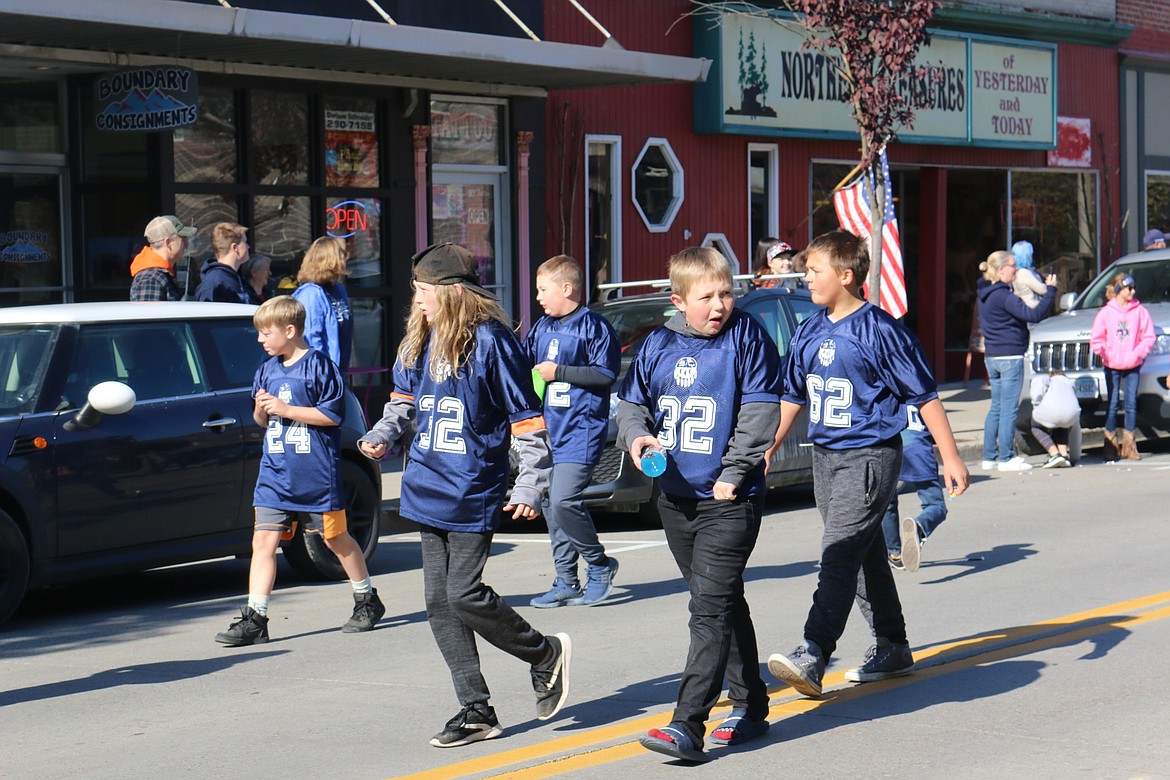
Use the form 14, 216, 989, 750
431, 171, 510, 307
0, 167, 66, 307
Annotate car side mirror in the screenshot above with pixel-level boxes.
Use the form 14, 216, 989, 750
1058, 292, 1076, 312
64, 381, 137, 432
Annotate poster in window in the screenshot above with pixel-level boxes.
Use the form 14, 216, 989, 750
325, 109, 378, 187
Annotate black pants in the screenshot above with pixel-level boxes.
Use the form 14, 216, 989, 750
658, 493, 769, 744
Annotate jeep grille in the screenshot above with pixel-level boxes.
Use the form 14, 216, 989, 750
1031, 341, 1103, 373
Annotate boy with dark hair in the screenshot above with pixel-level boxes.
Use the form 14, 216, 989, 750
214, 296, 384, 646
766, 229, 969, 695
617, 246, 780, 763
527, 254, 622, 608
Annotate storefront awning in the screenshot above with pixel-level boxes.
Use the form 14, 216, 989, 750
0, 0, 710, 95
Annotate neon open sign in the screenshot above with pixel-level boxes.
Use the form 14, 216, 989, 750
326, 200, 369, 239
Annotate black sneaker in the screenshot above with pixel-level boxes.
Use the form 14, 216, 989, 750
844, 639, 914, 682
767, 641, 825, 698
214, 607, 269, 646
532, 633, 572, 720
888, 553, 905, 571
342, 589, 386, 633
429, 703, 503, 748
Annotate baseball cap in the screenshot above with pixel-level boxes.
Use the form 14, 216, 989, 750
411, 242, 498, 300
144, 215, 197, 244
1115, 274, 1136, 293
1142, 228, 1165, 248
766, 241, 794, 261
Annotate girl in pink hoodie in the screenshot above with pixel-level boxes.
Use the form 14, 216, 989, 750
1090, 272, 1155, 460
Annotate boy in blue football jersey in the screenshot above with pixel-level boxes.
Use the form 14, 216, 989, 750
617, 247, 781, 763
883, 404, 949, 574
358, 243, 572, 749
215, 296, 384, 646
765, 230, 969, 695
526, 255, 621, 608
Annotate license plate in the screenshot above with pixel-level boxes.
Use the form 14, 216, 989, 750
1074, 376, 1098, 399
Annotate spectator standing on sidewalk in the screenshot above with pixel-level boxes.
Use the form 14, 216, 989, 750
977, 250, 1056, 472
1091, 273, 1155, 461
130, 215, 195, 301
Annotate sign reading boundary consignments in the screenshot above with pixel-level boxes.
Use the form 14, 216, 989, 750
95, 67, 199, 133
694, 11, 1056, 149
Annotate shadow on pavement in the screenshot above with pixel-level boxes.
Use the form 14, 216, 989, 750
0, 650, 289, 706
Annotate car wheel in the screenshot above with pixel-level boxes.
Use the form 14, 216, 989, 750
283, 460, 381, 581
0, 509, 31, 626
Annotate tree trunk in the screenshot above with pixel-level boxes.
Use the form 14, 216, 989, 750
866, 173, 883, 308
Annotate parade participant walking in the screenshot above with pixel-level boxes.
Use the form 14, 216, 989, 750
526, 255, 621, 608
618, 247, 780, 762
882, 404, 948, 574
214, 296, 385, 646
1091, 273, 1155, 460
358, 243, 571, 748
765, 229, 969, 697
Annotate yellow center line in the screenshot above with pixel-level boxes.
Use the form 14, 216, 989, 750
392, 590, 1170, 780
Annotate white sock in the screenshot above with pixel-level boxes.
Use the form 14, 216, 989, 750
351, 577, 372, 595
248, 594, 269, 616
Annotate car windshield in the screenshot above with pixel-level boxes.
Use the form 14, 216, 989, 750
590, 298, 679, 370
0, 325, 59, 416
1072, 257, 1170, 311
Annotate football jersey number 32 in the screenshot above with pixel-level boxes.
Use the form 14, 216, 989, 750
418, 394, 468, 454
657, 395, 716, 454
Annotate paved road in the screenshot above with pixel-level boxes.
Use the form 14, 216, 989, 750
3, 443, 1170, 779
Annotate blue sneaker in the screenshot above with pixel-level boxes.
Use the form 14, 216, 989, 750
571, 557, 618, 606
530, 578, 582, 608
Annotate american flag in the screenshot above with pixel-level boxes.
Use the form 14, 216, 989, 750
831, 148, 908, 319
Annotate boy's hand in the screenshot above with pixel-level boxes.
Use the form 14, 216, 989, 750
763, 441, 781, 474
504, 502, 539, 520
359, 440, 386, 460
629, 435, 661, 473
254, 389, 289, 419
534, 361, 558, 382
941, 456, 971, 498
712, 481, 737, 501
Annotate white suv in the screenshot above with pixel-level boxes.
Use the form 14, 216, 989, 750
1019, 247, 1170, 437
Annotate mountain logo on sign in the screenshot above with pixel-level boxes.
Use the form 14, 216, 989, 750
101, 88, 188, 116
1, 240, 51, 264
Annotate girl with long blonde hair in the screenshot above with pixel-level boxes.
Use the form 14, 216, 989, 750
357, 242, 572, 747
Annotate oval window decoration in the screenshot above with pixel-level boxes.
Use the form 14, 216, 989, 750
632, 138, 684, 233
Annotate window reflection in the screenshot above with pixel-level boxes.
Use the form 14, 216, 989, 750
251, 91, 308, 186
174, 87, 236, 184
254, 195, 311, 291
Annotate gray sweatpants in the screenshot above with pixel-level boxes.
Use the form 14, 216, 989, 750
804, 439, 908, 658
420, 525, 554, 706
545, 462, 608, 584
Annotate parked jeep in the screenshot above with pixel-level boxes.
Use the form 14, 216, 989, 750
1018, 247, 1170, 441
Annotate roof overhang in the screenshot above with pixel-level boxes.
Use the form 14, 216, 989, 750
0, 0, 710, 97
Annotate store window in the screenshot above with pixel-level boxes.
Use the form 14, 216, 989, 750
0, 171, 63, 307
254, 194, 311, 289
585, 135, 621, 301
431, 100, 502, 165
174, 87, 236, 184
251, 91, 308, 186
327, 197, 382, 288
1010, 170, 1098, 300
632, 138, 683, 233
0, 78, 61, 154
749, 144, 779, 258
1145, 171, 1170, 239
430, 97, 510, 305
325, 97, 379, 188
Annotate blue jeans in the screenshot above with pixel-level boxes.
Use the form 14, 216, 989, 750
544, 462, 608, 585
882, 476, 948, 556
983, 356, 1025, 462
1104, 366, 1140, 432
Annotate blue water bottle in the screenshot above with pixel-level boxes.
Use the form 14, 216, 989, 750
640, 447, 667, 477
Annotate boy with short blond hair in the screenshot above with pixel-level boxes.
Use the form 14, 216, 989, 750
766, 229, 970, 695
214, 296, 384, 645
617, 246, 780, 762
526, 254, 621, 607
